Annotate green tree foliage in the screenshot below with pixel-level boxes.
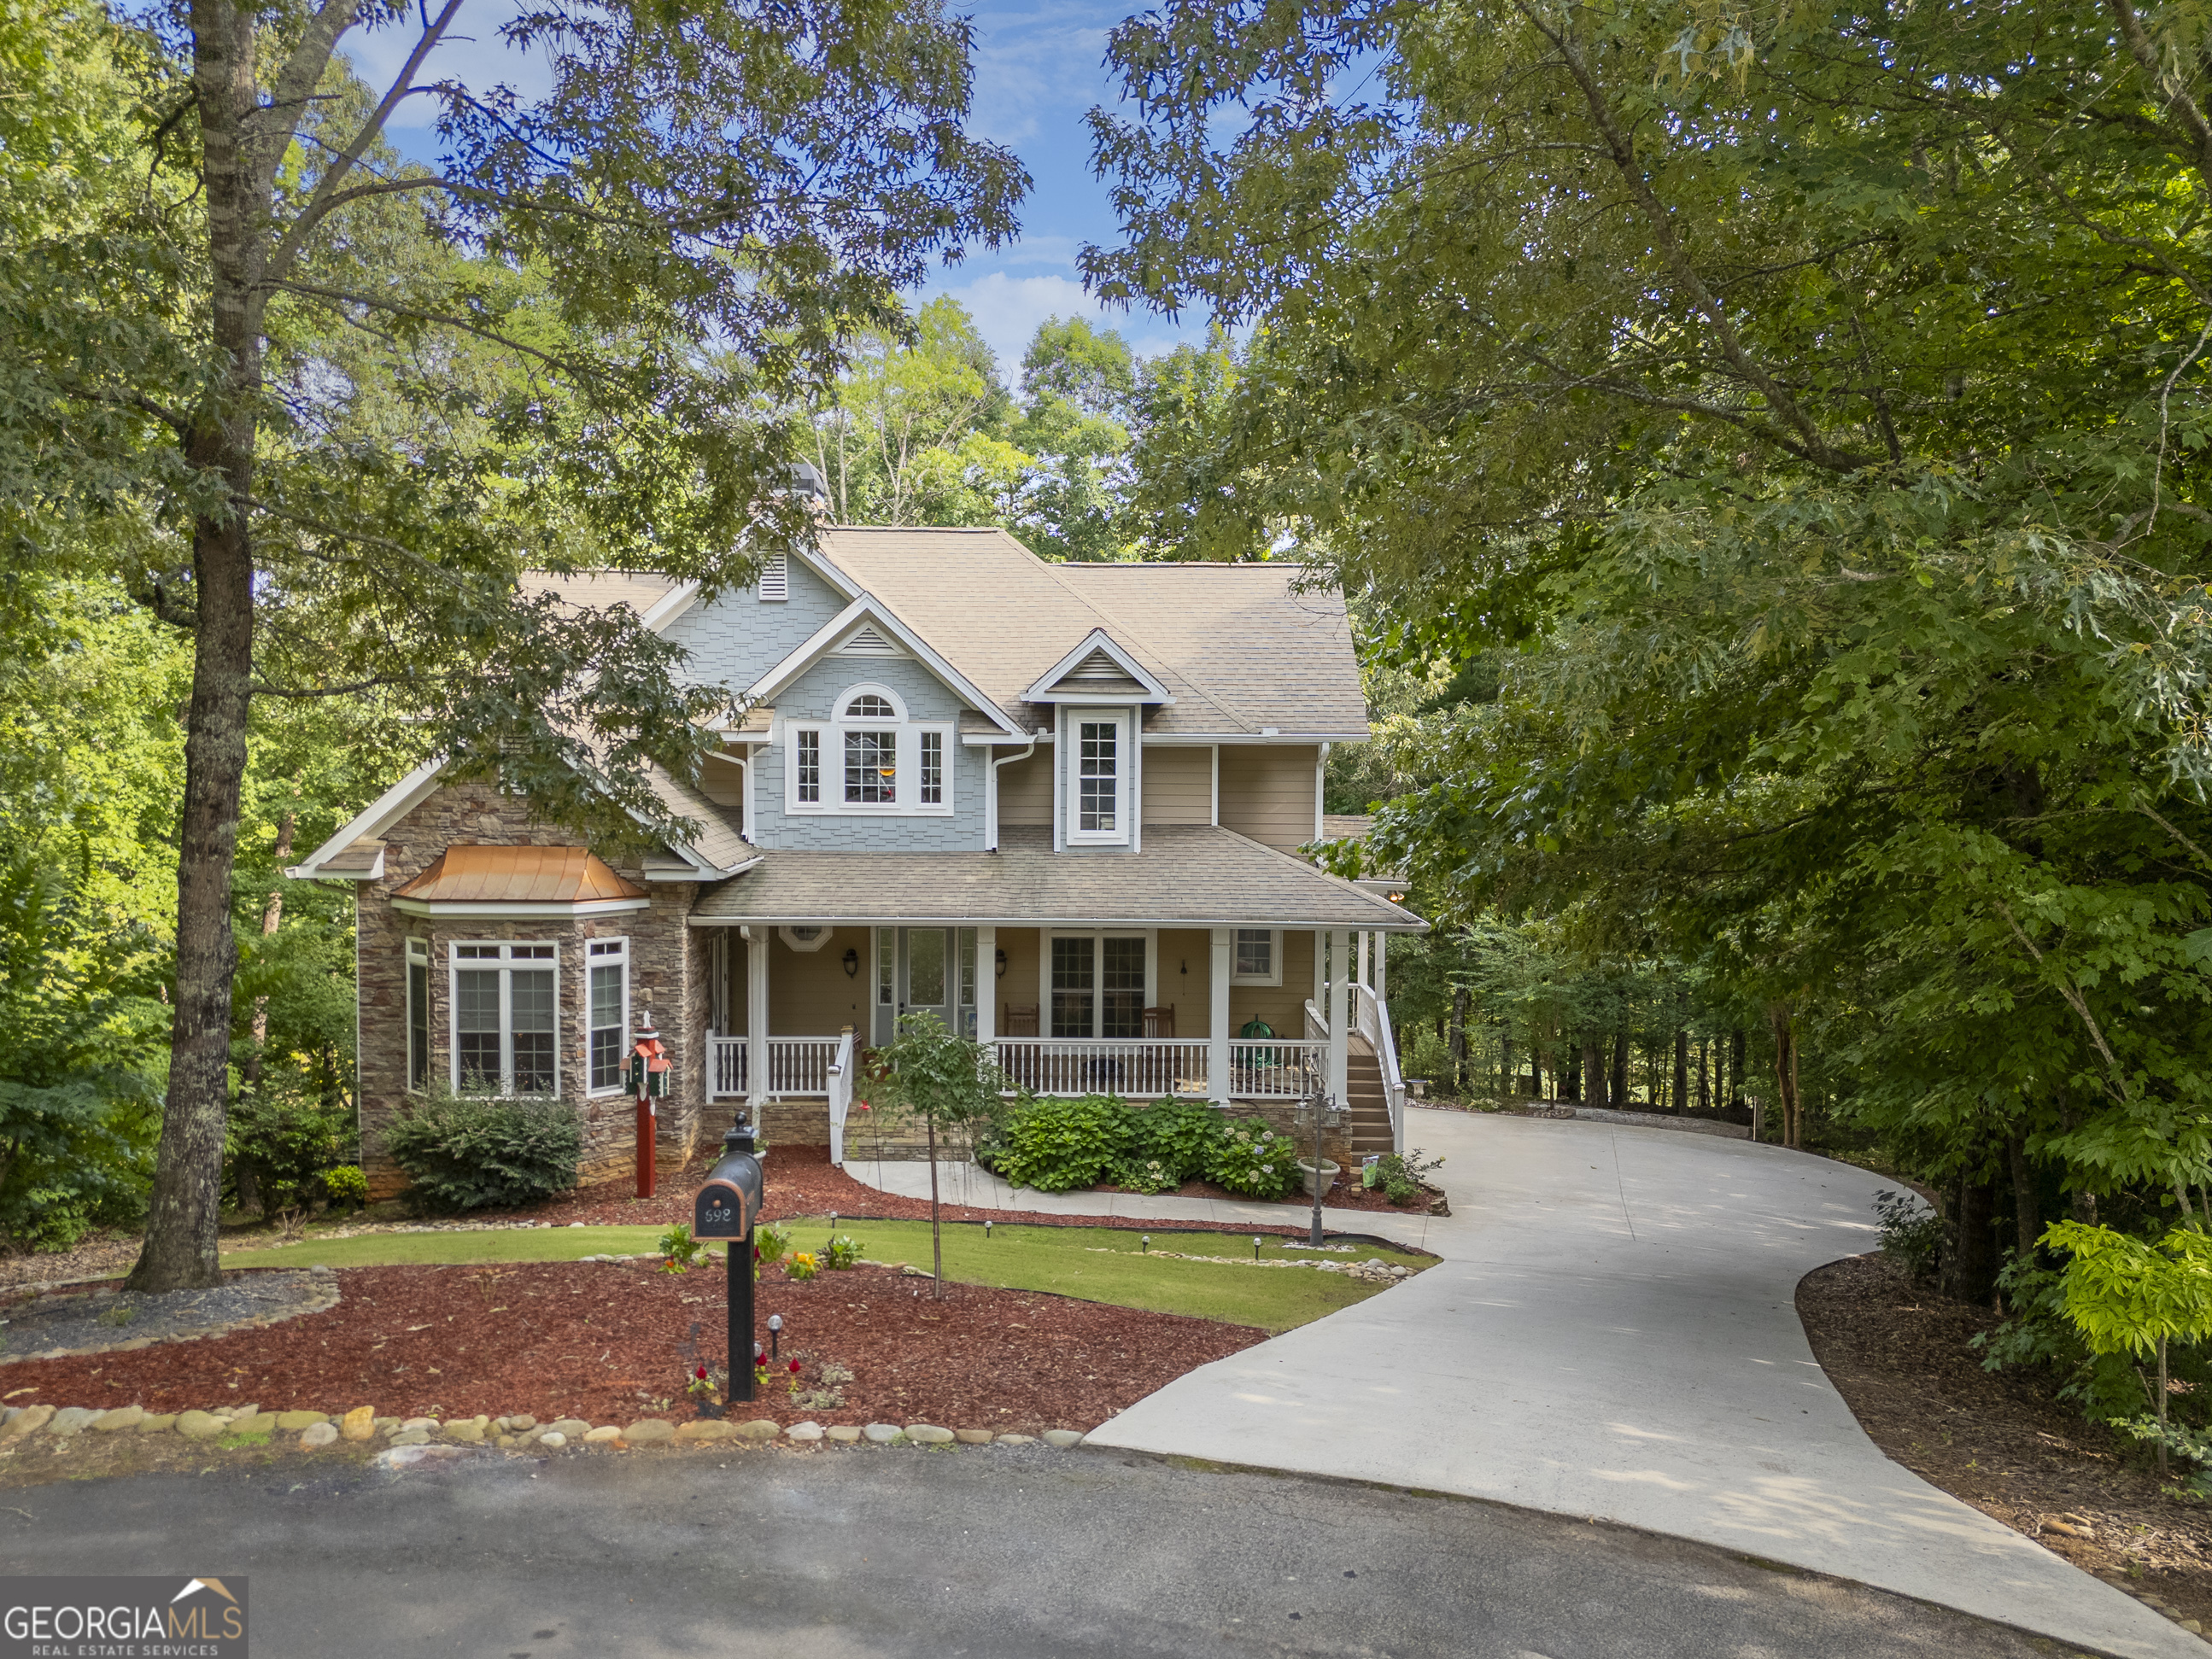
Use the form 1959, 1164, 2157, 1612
1086, 0, 2212, 1325
1, 0, 1025, 1289
869, 1009, 1005, 1289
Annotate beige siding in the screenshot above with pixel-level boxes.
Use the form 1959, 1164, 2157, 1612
701, 751, 745, 809
1155, 928, 1212, 1035
1217, 745, 1318, 850
1230, 927, 1314, 1037
995, 750, 1052, 827
1142, 746, 1213, 825
992, 926, 1043, 1032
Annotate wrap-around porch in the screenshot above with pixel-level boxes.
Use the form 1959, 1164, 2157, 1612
697, 922, 1407, 1158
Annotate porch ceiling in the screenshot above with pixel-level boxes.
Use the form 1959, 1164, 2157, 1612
686, 826, 1425, 930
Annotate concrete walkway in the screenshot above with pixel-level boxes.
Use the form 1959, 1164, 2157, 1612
842, 1110, 2204, 1659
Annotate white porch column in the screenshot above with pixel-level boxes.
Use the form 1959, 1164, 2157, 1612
975, 926, 997, 1047
1208, 926, 1232, 1103
1356, 929, 1370, 989
1327, 927, 1351, 1106
746, 926, 770, 1113
1374, 931, 1388, 1007
1313, 927, 1326, 1019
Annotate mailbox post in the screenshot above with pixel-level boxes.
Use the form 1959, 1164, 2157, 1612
693, 1113, 765, 1403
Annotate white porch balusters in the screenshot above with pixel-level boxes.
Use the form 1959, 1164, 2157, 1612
746, 926, 770, 1116
1208, 926, 1232, 1103
1327, 927, 1351, 1107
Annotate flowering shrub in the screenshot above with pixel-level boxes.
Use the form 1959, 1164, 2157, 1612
1210, 1124, 1301, 1200
658, 1223, 706, 1274
825, 1234, 863, 1269
787, 1250, 821, 1281
1114, 1157, 1179, 1195
754, 1221, 792, 1267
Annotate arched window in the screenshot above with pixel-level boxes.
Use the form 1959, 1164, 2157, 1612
786, 683, 953, 816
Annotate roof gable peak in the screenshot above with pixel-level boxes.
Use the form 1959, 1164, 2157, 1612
1023, 628, 1175, 705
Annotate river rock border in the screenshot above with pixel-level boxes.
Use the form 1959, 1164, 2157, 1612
0, 1268, 342, 1366
0, 1399, 1086, 1455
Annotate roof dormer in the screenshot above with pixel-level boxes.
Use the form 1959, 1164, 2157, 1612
1023, 628, 1174, 706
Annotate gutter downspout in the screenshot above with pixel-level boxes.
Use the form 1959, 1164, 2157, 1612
987, 739, 1036, 852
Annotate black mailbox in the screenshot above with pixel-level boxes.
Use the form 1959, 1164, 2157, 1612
696, 1120, 764, 1240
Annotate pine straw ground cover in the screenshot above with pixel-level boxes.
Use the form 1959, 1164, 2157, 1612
0, 1259, 1265, 1434
1799, 1251, 2212, 1629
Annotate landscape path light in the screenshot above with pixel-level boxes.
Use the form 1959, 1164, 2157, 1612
768, 1312, 783, 1362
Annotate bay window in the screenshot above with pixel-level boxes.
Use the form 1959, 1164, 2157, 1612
450, 942, 559, 1095
588, 938, 629, 1093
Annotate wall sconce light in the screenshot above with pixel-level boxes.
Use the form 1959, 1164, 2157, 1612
841, 947, 860, 978
995, 947, 1008, 979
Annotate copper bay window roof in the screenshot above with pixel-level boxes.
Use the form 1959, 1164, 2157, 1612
392, 845, 647, 906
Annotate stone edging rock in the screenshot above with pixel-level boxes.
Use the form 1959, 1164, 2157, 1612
0, 1399, 1086, 1456
0, 1269, 342, 1366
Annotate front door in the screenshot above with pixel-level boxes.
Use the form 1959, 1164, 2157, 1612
884, 926, 975, 1043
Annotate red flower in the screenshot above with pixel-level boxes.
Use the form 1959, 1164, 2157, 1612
788, 1358, 801, 1374
695, 1365, 708, 1380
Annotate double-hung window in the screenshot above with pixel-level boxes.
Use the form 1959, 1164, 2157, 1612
1232, 928, 1281, 986
1067, 710, 1130, 844
405, 938, 430, 1090
451, 943, 559, 1095
588, 938, 629, 1093
785, 686, 953, 815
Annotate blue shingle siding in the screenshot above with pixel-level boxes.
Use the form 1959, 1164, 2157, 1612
660, 557, 848, 696
751, 655, 985, 852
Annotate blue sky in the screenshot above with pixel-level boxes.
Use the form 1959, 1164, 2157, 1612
346, 0, 1206, 381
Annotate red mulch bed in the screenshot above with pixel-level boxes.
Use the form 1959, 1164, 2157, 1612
0, 1259, 1264, 1433
477, 1144, 1425, 1237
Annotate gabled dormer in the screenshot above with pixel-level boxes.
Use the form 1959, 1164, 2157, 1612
1023, 630, 1174, 854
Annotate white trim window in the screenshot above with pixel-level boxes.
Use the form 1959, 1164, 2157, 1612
405, 938, 431, 1091
450, 942, 559, 1095
1068, 710, 1129, 844
1049, 930, 1148, 1038
785, 684, 954, 816
587, 938, 629, 1094
1232, 928, 1282, 986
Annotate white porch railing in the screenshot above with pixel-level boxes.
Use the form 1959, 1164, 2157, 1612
827, 1030, 855, 1166
711, 1036, 745, 1100
1227, 1039, 1323, 1100
1355, 982, 1407, 1152
709, 1035, 842, 1100
994, 1038, 1208, 1098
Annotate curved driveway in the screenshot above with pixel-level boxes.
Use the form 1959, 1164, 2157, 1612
1072, 1110, 2202, 1659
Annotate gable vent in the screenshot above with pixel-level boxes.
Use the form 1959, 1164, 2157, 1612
1067, 646, 1131, 681
836, 622, 901, 656
757, 553, 787, 603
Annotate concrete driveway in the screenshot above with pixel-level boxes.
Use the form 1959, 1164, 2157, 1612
1065, 1109, 2203, 1659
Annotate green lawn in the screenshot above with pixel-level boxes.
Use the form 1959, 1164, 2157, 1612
225, 1218, 1431, 1334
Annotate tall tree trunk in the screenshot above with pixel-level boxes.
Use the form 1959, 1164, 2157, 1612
243, 810, 296, 1089
1583, 1037, 1608, 1110
1672, 1029, 1688, 1116
128, 0, 266, 1294
1501, 1034, 1514, 1100
1697, 1038, 1712, 1112
1611, 1031, 1629, 1109
1767, 1002, 1801, 1148
2007, 1130, 2039, 1260
1728, 1028, 1746, 1112
1448, 987, 1469, 1092
1944, 1176, 2000, 1305
1565, 1043, 1582, 1102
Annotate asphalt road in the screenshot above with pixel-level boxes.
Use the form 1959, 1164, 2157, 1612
0, 1444, 2086, 1658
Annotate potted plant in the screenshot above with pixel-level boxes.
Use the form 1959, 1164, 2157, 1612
1296, 1157, 1341, 1198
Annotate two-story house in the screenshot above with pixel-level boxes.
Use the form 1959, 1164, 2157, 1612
292, 521, 1425, 1198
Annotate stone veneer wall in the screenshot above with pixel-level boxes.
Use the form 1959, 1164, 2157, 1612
356, 786, 704, 1201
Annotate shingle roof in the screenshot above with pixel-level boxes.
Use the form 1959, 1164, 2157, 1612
640, 764, 753, 873
519, 570, 684, 617
809, 529, 1366, 739
686, 826, 1423, 929
394, 845, 646, 904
